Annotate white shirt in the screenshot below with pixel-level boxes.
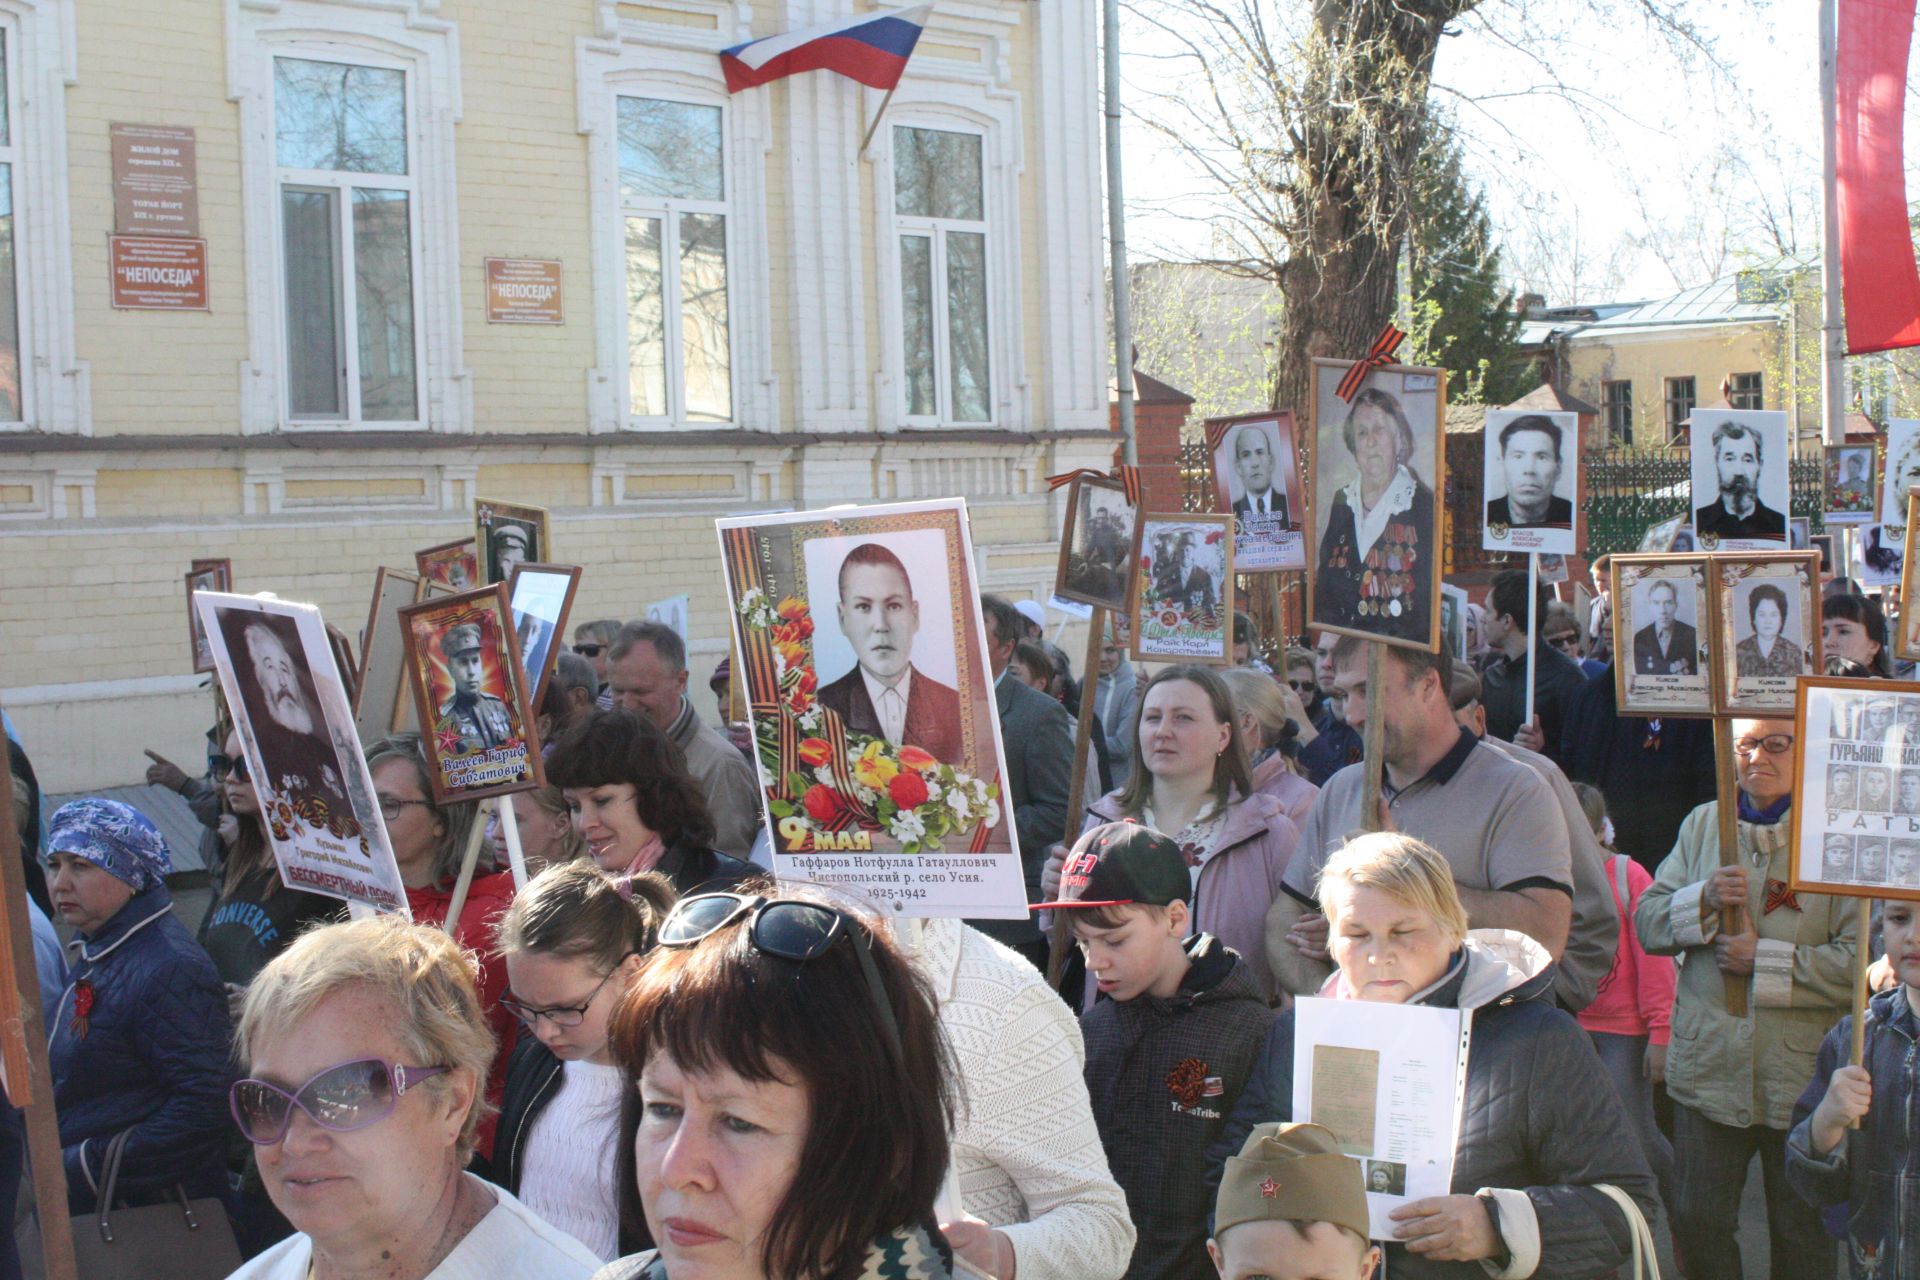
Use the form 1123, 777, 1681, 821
521, 1060, 626, 1261
1340, 464, 1419, 561
861, 665, 913, 742
228, 1177, 600, 1280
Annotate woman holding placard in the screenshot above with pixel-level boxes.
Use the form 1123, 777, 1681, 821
1636, 719, 1855, 1280
1211, 832, 1655, 1277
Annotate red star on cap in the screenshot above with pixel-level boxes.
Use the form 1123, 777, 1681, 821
1259, 1176, 1280, 1199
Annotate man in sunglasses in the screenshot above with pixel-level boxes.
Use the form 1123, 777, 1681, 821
571, 618, 621, 711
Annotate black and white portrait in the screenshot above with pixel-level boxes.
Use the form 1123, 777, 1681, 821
1889, 839, 1920, 887
1882, 418, 1920, 524
508, 563, 580, 714
475, 498, 549, 585
1828, 767, 1859, 811
1858, 836, 1891, 884
1612, 556, 1711, 717
1631, 577, 1699, 677
1690, 410, 1789, 551
1859, 768, 1894, 814
1482, 410, 1577, 554
1712, 555, 1819, 716
1860, 521, 1905, 587
1364, 1161, 1407, 1196
1208, 413, 1306, 571
1820, 833, 1856, 881
1055, 475, 1139, 611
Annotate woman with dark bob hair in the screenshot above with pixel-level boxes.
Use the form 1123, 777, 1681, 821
593, 888, 960, 1280
545, 710, 754, 900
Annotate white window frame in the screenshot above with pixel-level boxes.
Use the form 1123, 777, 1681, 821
891, 123, 992, 428
869, 92, 1025, 432
228, 0, 468, 435
578, 16, 774, 435
272, 49, 425, 427
0, 0, 84, 435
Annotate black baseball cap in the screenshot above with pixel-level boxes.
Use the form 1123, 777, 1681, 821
1034, 821, 1191, 910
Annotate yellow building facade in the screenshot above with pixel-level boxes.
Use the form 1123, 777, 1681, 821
0, 0, 1114, 789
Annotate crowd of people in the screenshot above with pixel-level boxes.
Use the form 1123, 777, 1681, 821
0, 559, 1913, 1280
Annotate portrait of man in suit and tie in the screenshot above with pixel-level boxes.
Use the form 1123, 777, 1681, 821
1632, 578, 1698, 676
815, 541, 965, 764
1209, 413, 1306, 571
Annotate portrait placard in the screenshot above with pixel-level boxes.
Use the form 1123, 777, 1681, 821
1637, 513, 1692, 553
1132, 513, 1236, 665
714, 499, 1026, 919
194, 592, 408, 914
645, 594, 691, 643
1481, 409, 1577, 555
1054, 473, 1141, 610
1899, 495, 1920, 661
1710, 552, 1820, 716
1824, 444, 1877, 525
1207, 412, 1306, 571
1610, 555, 1713, 718
325, 624, 360, 708
1309, 359, 1447, 651
1883, 419, 1920, 522
185, 559, 231, 673
1689, 408, 1790, 552
415, 538, 479, 592
1440, 583, 1469, 660
1789, 676, 1920, 902
398, 584, 544, 804
475, 498, 549, 585
1790, 517, 1811, 550
353, 568, 421, 742
1538, 553, 1569, 585
1811, 533, 1836, 579
507, 563, 582, 714
1859, 521, 1905, 587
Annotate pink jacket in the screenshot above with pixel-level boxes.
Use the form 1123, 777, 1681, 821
1082, 788, 1299, 1003
1576, 854, 1675, 1044
1249, 754, 1318, 827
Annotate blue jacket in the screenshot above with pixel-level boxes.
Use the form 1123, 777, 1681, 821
1788, 985, 1920, 1279
48, 885, 233, 1213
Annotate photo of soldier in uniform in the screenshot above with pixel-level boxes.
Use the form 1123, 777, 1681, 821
475, 498, 549, 585
1055, 474, 1140, 611
1132, 514, 1235, 664
1824, 444, 1876, 524
399, 583, 543, 803
415, 538, 479, 592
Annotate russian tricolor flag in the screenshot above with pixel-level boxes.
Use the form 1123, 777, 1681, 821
720, 5, 931, 94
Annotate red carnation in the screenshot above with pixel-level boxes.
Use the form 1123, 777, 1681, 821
888, 770, 930, 811
71, 980, 94, 1020
802, 783, 845, 824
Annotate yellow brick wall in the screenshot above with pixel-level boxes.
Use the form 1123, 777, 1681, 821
1567, 323, 1781, 444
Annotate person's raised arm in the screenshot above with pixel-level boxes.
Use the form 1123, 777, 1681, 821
1263, 890, 1335, 995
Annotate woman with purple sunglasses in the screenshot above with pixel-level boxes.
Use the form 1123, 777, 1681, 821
224, 916, 600, 1280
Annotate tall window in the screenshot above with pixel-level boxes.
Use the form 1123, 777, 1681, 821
1603, 380, 1632, 444
274, 56, 419, 423
895, 125, 989, 423
0, 30, 21, 424
1729, 372, 1763, 410
619, 96, 731, 424
1664, 376, 1696, 438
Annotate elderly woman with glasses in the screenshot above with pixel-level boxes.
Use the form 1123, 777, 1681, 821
226, 916, 601, 1280
1636, 719, 1857, 1280
45, 799, 233, 1215
594, 889, 959, 1280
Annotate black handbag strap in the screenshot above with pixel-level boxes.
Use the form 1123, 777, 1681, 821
92, 1129, 205, 1244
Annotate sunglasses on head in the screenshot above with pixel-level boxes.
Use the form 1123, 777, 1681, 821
574, 643, 605, 658
659, 893, 904, 1059
211, 754, 250, 781
229, 1058, 449, 1145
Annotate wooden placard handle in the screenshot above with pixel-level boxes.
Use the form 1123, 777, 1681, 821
1047, 607, 1108, 987
1712, 719, 1750, 1018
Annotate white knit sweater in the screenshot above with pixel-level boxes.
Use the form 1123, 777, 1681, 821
903, 918, 1136, 1280
521, 1059, 626, 1262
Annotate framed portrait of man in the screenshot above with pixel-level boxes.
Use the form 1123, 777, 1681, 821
507, 563, 582, 713
1883, 419, 1920, 523
415, 538, 479, 592
1610, 554, 1714, 717
185, 559, 232, 673
714, 499, 1027, 919
1860, 518, 1905, 587
1206, 412, 1306, 571
1790, 676, 1920, 903
1132, 513, 1236, 665
398, 584, 544, 804
195, 592, 408, 914
1824, 444, 1877, 525
1440, 582, 1469, 660
1709, 551, 1820, 716
1689, 408, 1790, 552
475, 498, 548, 585
1481, 409, 1577, 555
1309, 359, 1447, 651
354, 567, 422, 742
1054, 472, 1141, 611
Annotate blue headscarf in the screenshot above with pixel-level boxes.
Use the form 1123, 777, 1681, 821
45, 799, 172, 892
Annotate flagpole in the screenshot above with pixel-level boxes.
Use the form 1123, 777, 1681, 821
860, 82, 900, 155
1820, 0, 1845, 447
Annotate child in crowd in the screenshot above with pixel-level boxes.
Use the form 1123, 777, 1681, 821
1571, 783, 1677, 1213
1042, 822, 1275, 1279
1787, 895, 1920, 1277
1209, 1122, 1380, 1280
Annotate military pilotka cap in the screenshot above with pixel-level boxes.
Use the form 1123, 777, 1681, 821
1216, 1122, 1371, 1242
1032, 821, 1190, 910
443, 623, 484, 656
493, 523, 530, 548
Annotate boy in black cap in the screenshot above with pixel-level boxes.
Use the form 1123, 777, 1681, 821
1040, 821, 1276, 1279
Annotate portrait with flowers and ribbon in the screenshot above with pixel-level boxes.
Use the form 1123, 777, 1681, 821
397, 583, 545, 805
1131, 513, 1235, 665
716, 499, 1029, 920
1052, 469, 1143, 611
1308, 347, 1448, 653
194, 591, 409, 914
1204, 412, 1307, 571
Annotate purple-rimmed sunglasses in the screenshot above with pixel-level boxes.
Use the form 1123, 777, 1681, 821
229, 1058, 450, 1145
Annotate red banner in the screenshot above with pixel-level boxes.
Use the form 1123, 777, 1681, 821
1836, 0, 1920, 354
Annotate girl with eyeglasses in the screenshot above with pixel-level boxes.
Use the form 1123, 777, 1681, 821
1637, 717, 1858, 1279
225, 916, 600, 1280
488, 863, 675, 1262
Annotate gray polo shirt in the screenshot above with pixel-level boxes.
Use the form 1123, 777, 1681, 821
1283, 727, 1573, 908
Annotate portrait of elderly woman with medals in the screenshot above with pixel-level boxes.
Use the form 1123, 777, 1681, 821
1310, 363, 1445, 649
